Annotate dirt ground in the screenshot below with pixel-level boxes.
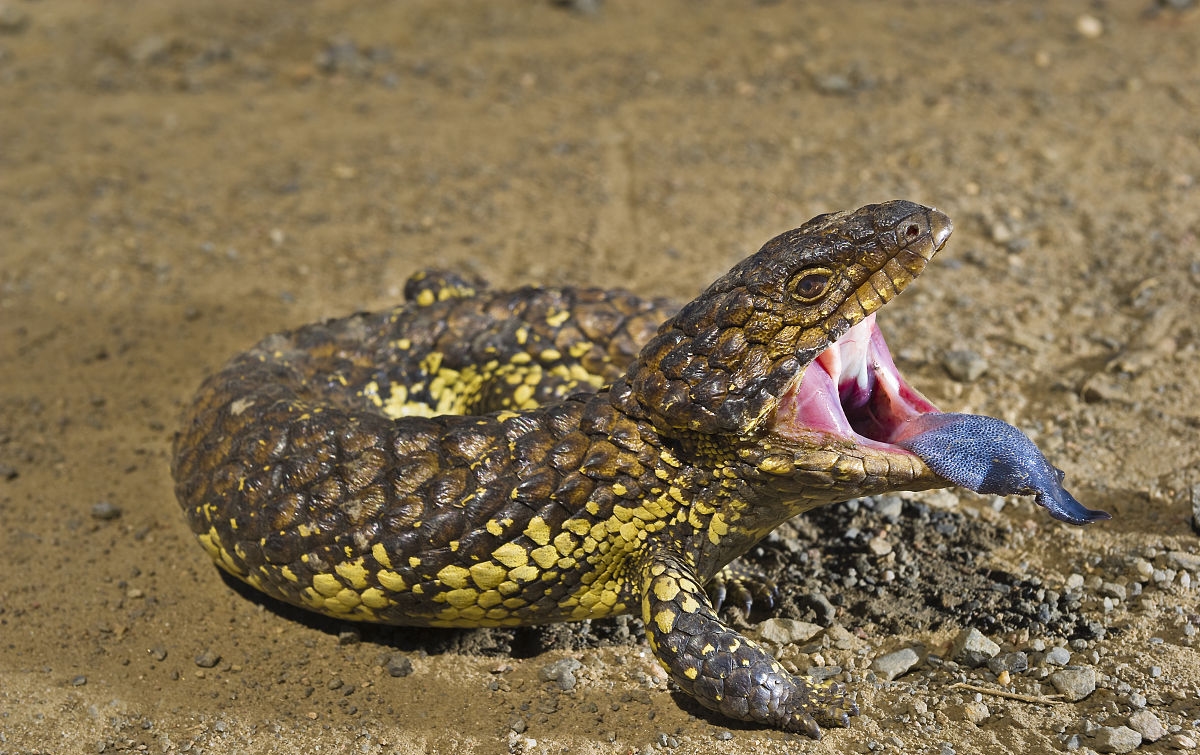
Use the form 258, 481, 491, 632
2, 1, 1200, 753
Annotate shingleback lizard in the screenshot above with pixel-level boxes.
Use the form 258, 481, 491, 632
172, 200, 1107, 736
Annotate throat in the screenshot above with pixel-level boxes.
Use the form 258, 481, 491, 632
771, 314, 940, 450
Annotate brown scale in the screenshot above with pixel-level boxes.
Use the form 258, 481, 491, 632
173, 200, 953, 736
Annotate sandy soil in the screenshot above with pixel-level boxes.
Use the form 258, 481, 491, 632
2, 2, 1199, 753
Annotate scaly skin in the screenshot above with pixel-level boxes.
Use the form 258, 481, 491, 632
172, 200, 954, 735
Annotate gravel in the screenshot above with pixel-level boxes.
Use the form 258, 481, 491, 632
539, 658, 583, 691
871, 648, 921, 681
1049, 665, 1096, 702
757, 618, 821, 645
1126, 710, 1165, 742
941, 350, 988, 382
193, 649, 220, 668
90, 501, 122, 520
951, 628, 1000, 667
1090, 725, 1142, 754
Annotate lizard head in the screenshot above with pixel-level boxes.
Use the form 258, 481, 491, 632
613, 200, 956, 504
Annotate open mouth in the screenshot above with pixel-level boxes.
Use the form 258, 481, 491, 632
772, 312, 938, 453
771, 310, 1111, 525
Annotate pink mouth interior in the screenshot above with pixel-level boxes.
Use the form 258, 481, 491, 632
772, 313, 941, 451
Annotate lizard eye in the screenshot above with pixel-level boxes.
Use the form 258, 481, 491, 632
786, 267, 833, 303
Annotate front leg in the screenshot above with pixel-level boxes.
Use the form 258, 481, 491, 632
640, 551, 857, 737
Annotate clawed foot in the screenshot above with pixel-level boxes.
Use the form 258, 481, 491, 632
706, 562, 780, 617
777, 676, 859, 738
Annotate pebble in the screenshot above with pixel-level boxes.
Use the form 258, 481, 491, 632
1049, 665, 1096, 702
871, 648, 921, 681
987, 651, 1028, 675
1168, 551, 1200, 573
193, 650, 220, 669
1130, 558, 1155, 581
1169, 734, 1197, 749
337, 629, 361, 646
941, 350, 988, 382
1127, 709, 1166, 742
1090, 725, 1141, 754
1191, 485, 1200, 536
951, 628, 1000, 667
1154, 568, 1177, 586
552, 0, 603, 13
757, 618, 822, 645
824, 623, 856, 650
384, 654, 413, 678
90, 501, 122, 520
539, 658, 583, 691
875, 495, 904, 522
867, 535, 893, 556
128, 35, 169, 65
1044, 646, 1072, 666
957, 701, 990, 725
149, 645, 168, 662
0, 2, 29, 33
0, 463, 16, 480
1076, 14, 1104, 39
71, 675, 87, 686
801, 592, 837, 625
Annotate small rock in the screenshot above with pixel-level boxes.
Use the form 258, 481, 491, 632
951, 628, 1000, 667
0, 463, 17, 480
1049, 665, 1096, 702
875, 495, 904, 522
194, 650, 220, 668
1168, 733, 1197, 749
539, 658, 583, 691
1098, 582, 1127, 600
0, 2, 29, 34
552, 0, 603, 13
867, 535, 893, 556
149, 645, 168, 662
1190, 485, 1200, 536
1167, 551, 1200, 574
987, 651, 1029, 675
800, 592, 837, 625
337, 629, 361, 646
871, 648, 920, 681
957, 701, 990, 725
70, 675, 87, 686
128, 35, 169, 65
758, 618, 822, 645
1127, 710, 1165, 742
1130, 558, 1155, 581
824, 623, 856, 650
384, 654, 413, 678
1044, 646, 1072, 667
1090, 725, 1142, 754
941, 350, 988, 382
91, 501, 122, 520
1076, 14, 1104, 39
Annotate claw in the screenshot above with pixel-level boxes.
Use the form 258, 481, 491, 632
706, 563, 779, 617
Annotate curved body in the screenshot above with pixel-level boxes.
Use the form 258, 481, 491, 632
174, 201, 956, 734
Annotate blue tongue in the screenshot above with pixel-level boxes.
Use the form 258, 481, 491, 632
894, 413, 1110, 525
